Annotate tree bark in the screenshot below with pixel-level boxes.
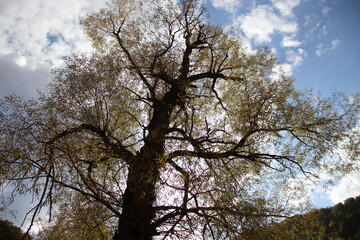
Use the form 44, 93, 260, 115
114, 159, 159, 240
114, 86, 183, 240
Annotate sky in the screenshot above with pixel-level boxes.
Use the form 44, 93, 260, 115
0, 0, 359, 229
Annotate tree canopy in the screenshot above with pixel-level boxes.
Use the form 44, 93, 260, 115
0, 0, 359, 239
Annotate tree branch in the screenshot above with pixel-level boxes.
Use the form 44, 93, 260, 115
46, 123, 135, 162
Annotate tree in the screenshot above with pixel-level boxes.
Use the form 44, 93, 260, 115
0, 0, 359, 239
257, 196, 360, 240
0, 219, 31, 240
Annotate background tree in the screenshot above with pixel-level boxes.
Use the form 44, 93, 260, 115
0, 219, 31, 240
0, 0, 359, 239
257, 196, 360, 240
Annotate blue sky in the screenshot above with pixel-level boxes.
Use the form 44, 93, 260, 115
0, 0, 359, 228
205, 0, 360, 96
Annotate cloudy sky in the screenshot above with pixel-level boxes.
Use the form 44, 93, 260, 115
204, 0, 360, 208
0, 0, 359, 228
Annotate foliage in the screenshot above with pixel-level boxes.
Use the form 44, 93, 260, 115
0, 0, 359, 239
0, 219, 31, 240
319, 196, 360, 239
257, 195, 360, 240
35, 193, 116, 240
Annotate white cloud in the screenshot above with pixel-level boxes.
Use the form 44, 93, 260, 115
211, 0, 241, 13
0, 0, 108, 99
286, 48, 307, 67
327, 172, 360, 204
271, 0, 301, 17
236, 4, 298, 43
13, 53, 27, 67
315, 39, 341, 56
316, 43, 327, 56
321, 25, 328, 36
321, 6, 331, 14
298, 48, 307, 56
281, 36, 302, 47
271, 47, 277, 54
270, 48, 306, 81
305, 20, 327, 40
331, 39, 341, 49
0, 0, 107, 69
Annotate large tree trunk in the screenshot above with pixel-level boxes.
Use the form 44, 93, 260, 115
114, 156, 159, 240
114, 87, 182, 240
